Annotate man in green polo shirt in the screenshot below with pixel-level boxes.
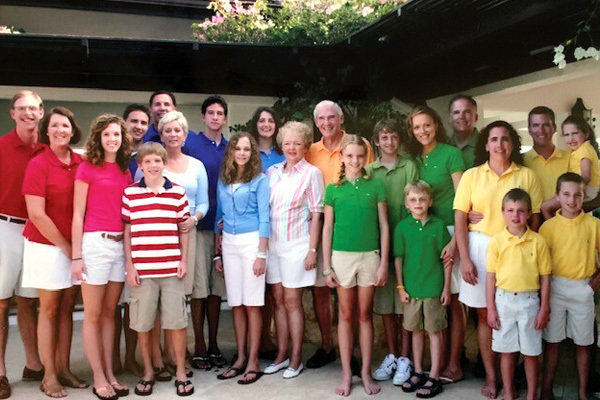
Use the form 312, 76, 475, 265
449, 95, 479, 169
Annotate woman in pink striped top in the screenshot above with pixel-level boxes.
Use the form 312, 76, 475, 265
263, 121, 325, 379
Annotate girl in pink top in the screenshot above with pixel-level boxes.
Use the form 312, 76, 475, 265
71, 114, 133, 399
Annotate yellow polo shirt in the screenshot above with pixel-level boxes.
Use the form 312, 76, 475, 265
453, 162, 542, 237
539, 210, 600, 280
306, 131, 375, 186
569, 141, 600, 187
523, 147, 569, 200
486, 228, 551, 292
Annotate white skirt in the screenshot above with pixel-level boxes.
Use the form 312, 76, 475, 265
22, 239, 77, 290
458, 231, 491, 308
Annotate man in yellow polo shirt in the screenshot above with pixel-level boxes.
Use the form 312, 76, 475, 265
305, 100, 374, 369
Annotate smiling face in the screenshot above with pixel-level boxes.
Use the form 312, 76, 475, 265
485, 126, 513, 163
47, 114, 73, 148
450, 98, 478, 134
257, 111, 276, 139
139, 153, 165, 181
502, 200, 531, 233
160, 120, 186, 150
234, 136, 252, 167
281, 130, 307, 165
101, 122, 122, 156
150, 94, 175, 126
405, 189, 432, 220
314, 104, 344, 139
528, 113, 556, 148
125, 110, 149, 143
340, 143, 366, 178
375, 130, 400, 157
411, 113, 437, 150
562, 123, 587, 151
556, 180, 584, 218
203, 103, 227, 134
11, 94, 44, 133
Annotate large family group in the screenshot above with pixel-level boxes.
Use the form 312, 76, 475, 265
0, 89, 599, 400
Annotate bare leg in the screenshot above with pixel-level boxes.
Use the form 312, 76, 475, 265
206, 295, 222, 355
113, 306, 123, 374
123, 304, 143, 376
334, 286, 356, 397
101, 282, 126, 389
136, 331, 154, 390
150, 316, 163, 369
540, 341, 559, 400
357, 286, 380, 395
260, 286, 277, 353
55, 286, 86, 388
0, 299, 9, 377
523, 355, 539, 400
313, 286, 334, 352
16, 296, 43, 371
270, 284, 289, 365
38, 289, 67, 398
170, 328, 193, 394
220, 306, 247, 378
500, 353, 517, 400
190, 298, 207, 356
441, 294, 466, 381
240, 306, 262, 379
576, 345, 591, 400
400, 316, 412, 358
477, 308, 497, 399
283, 288, 304, 369
381, 313, 398, 356
415, 330, 444, 397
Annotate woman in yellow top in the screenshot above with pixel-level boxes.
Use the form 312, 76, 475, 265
453, 120, 542, 399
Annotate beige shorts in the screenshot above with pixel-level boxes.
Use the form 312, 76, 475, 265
373, 267, 403, 315
403, 297, 447, 333
128, 276, 188, 332
0, 218, 37, 299
543, 276, 595, 346
182, 229, 196, 296
191, 230, 226, 299
492, 288, 542, 356
331, 250, 380, 289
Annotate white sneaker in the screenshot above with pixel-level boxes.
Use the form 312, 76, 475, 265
372, 354, 396, 381
264, 358, 290, 374
393, 357, 413, 385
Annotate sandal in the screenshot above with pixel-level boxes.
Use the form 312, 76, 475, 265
217, 366, 245, 380
402, 371, 428, 393
165, 362, 193, 378
191, 355, 211, 370
109, 381, 129, 397
134, 379, 154, 396
237, 370, 263, 385
174, 379, 194, 397
92, 386, 118, 400
416, 377, 444, 398
153, 366, 172, 382
209, 353, 227, 368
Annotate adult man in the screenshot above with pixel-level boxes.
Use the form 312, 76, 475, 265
123, 104, 150, 178
183, 95, 229, 369
449, 95, 479, 169
142, 91, 177, 143
305, 100, 374, 368
0, 90, 45, 399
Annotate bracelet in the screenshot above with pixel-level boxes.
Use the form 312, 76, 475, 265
212, 255, 222, 261
323, 268, 333, 277
72, 257, 82, 261
396, 285, 405, 290
191, 215, 199, 225
257, 251, 267, 259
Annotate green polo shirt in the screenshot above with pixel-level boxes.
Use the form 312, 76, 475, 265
324, 177, 387, 252
450, 129, 479, 169
366, 156, 419, 233
394, 215, 451, 299
415, 143, 465, 226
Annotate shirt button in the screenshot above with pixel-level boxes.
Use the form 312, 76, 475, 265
419, 228, 422, 231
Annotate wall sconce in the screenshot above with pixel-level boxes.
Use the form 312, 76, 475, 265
571, 97, 596, 128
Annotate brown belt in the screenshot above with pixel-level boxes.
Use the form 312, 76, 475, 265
0, 214, 26, 225
101, 233, 124, 242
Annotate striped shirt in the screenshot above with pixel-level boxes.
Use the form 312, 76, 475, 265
121, 177, 190, 278
266, 158, 324, 242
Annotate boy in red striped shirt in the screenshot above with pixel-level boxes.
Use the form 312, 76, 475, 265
122, 142, 193, 396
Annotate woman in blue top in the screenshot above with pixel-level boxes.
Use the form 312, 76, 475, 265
250, 106, 285, 171
214, 132, 270, 385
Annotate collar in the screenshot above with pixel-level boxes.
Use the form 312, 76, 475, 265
44, 145, 80, 168
138, 176, 173, 189
7, 128, 42, 150
313, 131, 347, 153
481, 161, 520, 176
279, 157, 309, 173
528, 146, 566, 161
199, 131, 227, 146
451, 128, 479, 149
260, 147, 280, 156
501, 227, 534, 243
555, 209, 586, 223
370, 156, 409, 171
407, 215, 432, 227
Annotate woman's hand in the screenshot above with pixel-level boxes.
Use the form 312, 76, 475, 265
374, 264, 388, 287
441, 241, 457, 267
213, 258, 223, 274
440, 287, 451, 306
304, 251, 317, 271
178, 215, 196, 233
71, 259, 87, 282
467, 210, 484, 225
487, 307, 501, 330
460, 257, 478, 285
325, 272, 340, 288
60, 243, 72, 260
253, 257, 266, 277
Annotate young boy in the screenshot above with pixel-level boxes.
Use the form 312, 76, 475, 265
122, 142, 194, 396
539, 172, 600, 400
366, 120, 418, 385
486, 188, 551, 400
395, 181, 452, 398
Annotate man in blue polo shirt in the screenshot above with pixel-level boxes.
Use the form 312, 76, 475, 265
143, 90, 180, 143
183, 95, 230, 369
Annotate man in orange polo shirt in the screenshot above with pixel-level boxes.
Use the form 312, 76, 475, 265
0, 91, 46, 399
306, 100, 374, 368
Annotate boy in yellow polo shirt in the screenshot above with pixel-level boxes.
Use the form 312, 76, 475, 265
539, 172, 600, 400
486, 189, 551, 400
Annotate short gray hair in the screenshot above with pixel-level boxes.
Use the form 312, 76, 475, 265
158, 110, 189, 135
277, 121, 313, 149
313, 100, 343, 120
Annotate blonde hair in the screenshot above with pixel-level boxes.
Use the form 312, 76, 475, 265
158, 110, 189, 136
136, 142, 167, 164
404, 180, 432, 198
277, 121, 313, 150
335, 134, 370, 186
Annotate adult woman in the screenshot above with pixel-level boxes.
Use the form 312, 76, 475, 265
453, 120, 542, 398
22, 107, 86, 398
71, 114, 132, 400
407, 106, 466, 383
250, 106, 285, 171
214, 132, 270, 384
263, 122, 324, 379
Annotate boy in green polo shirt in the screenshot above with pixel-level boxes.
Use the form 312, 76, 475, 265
395, 180, 452, 398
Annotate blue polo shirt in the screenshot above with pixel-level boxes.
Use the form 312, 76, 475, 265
142, 124, 161, 143
183, 131, 228, 231
260, 148, 285, 172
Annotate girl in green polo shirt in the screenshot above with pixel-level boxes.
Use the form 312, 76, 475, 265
322, 134, 390, 397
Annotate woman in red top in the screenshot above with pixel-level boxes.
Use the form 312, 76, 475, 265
22, 107, 86, 398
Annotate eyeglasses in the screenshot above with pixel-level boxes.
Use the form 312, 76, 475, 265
14, 106, 40, 113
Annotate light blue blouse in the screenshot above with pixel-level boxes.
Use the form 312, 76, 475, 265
162, 157, 209, 216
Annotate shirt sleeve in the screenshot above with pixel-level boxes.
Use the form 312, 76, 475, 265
256, 174, 271, 238
526, 169, 543, 213
121, 189, 131, 224
453, 168, 473, 212
440, 221, 451, 248
323, 184, 335, 207
537, 237, 552, 276
22, 156, 48, 198
485, 236, 500, 273
176, 191, 190, 222
538, 222, 552, 252
75, 162, 92, 183
194, 160, 210, 218
307, 168, 325, 213
448, 146, 466, 174
375, 179, 387, 203
393, 223, 405, 258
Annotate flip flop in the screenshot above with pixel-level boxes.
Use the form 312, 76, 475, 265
237, 371, 263, 385
153, 366, 172, 382
439, 375, 464, 385
174, 379, 194, 397
209, 353, 227, 368
134, 379, 154, 396
191, 355, 211, 370
217, 366, 245, 380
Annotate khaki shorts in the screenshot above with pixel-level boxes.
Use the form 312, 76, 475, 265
0, 218, 37, 299
191, 230, 226, 299
493, 288, 541, 356
129, 276, 188, 332
403, 297, 447, 333
182, 229, 196, 296
331, 250, 380, 288
373, 267, 403, 315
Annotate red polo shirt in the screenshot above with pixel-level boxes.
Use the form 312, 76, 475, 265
22, 146, 82, 245
0, 129, 44, 218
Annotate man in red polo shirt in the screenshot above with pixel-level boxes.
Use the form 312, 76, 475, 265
0, 91, 45, 399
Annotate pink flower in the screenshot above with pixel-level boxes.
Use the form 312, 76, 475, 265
361, 6, 374, 16
381, 0, 387, 3
211, 13, 225, 24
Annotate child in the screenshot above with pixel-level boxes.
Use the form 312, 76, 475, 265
366, 119, 418, 385
486, 188, 551, 400
562, 115, 600, 201
322, 134, 389, 396
121, 142, 193, 397
395, 180, 451, 399
540, 172, 600, 400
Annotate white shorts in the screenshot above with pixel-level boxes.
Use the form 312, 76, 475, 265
222, 231, 265, 307
492, 288, 542, 356
267, 236, 316, 288
0, 218, 37, 299
446, 226, 461, 295
458, 231, 491, 308
543, 276, 595, 346
82, 232, 126, 285
585, 185, 599, 202
22, 239, 77, 290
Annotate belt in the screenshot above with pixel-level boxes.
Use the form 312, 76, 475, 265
101, 233, 124, 242
0, 214, 26, 225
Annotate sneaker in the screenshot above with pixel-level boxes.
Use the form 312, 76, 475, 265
306, 348, 336, 369
393, 357, 412, 386
372, 354, 396, 381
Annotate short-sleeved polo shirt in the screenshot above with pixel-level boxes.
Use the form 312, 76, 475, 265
569, 141, 600, 188
450, 129, 479, 169
539, 210, 600, 280
0, 129, 44, 218
260, 148, 285, 172
22, 146, 82, 245
307, 131, 375, 186
416, 143, 465, 226
486, 228, 551, 292
394, 215, 451, 299
365, 156, 419, 233
454, 162, 542, 237
324, 177, 386, 252
523, 147, 569, 200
